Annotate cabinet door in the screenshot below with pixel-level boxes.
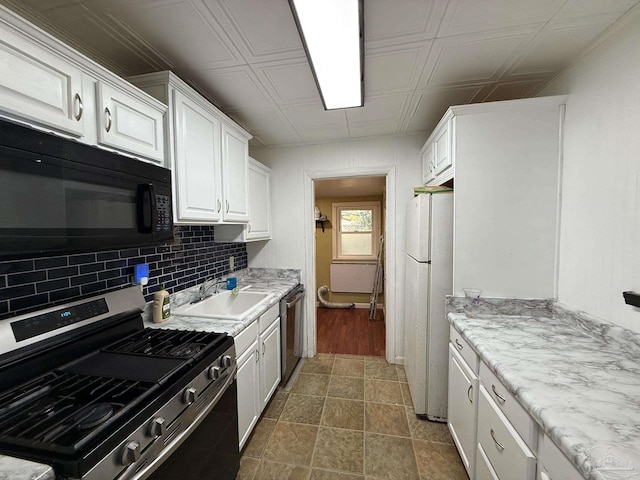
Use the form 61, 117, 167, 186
173, 90, 223, 222
246, 158, 272, 241
0, 28, 84, 136
433, 120, 451, 176
96, 82, 165, 164
448, 345, 478, 478
260, 318, 281, 409
237, 341, 260, 450
421, 142, 435, 184
476, 445, 500, 480
221, 124, 249, 222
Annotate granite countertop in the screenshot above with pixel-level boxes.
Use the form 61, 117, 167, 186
144, 268, 301, 336
447, 298, 640, 480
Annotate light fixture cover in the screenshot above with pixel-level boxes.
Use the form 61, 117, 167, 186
290, 0, 364, 110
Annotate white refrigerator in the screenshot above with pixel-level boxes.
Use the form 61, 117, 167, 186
404, 192, 453, 421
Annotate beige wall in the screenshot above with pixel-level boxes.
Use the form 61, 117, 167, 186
314, 195, 385, 306
539, 6, 640, 330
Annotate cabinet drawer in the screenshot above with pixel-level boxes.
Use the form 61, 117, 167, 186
538, 433, 584, 480
479, 362, 537, 451
478, 386, 536, 480
476, 444, 499, 480
259, 303, 279, 334
450, 326, 478, 373
235, 320, 258, 356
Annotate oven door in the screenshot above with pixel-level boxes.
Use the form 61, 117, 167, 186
144, 379, 240, 480
0, 144, 173, 259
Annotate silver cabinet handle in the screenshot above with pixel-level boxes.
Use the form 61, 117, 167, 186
74, 93, 83, 121
490, 428, 505, 450
467, 385, 473, 403
255, 349, 259, 362
217, 199, 222, 213
455, 339, 463, 350
226, 200, 230, 213
492, 384, 506, 403
247, 224, 252, 233
262, 342, 265, 355
104, 107, 112, 132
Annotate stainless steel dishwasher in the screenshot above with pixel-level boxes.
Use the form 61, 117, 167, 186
280, 284, 305, 385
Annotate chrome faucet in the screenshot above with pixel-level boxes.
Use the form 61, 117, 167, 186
192, 277, 226, 303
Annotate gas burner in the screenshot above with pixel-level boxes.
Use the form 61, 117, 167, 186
74, 403, 114, 430
169, 342, 204, 357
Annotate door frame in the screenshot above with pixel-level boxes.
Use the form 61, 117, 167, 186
303, 165, 397, 363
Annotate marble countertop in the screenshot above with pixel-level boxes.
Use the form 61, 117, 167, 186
0, 268, 300, 479
0, 456, 53, 480
144, 268, 301, 336
448, 298, 640, 480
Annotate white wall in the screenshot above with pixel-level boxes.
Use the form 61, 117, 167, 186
539, 7, 640, 330
249, 134, 424, 363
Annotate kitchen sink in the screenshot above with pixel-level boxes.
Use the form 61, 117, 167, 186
173, 290, 274, 320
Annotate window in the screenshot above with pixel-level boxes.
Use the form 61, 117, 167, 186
332, 201, 381, 261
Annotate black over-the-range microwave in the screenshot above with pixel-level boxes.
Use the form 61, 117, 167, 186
0, 118, 174, 260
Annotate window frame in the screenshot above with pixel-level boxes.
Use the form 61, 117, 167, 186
331, 201, 381, 262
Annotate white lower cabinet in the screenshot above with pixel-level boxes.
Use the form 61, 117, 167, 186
476, 445, 499, 480
236, 339, 259, 450
259, 317, 281, 409
448, 344, 478, 478
235, 303, 282, 449
537, 432, 584, 480
477, 386, 536, 480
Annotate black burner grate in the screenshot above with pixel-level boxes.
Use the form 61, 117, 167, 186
0, 370, 154, 454
104, 328, 226, 359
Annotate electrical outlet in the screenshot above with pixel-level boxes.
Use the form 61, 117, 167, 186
229, 256, 235, 271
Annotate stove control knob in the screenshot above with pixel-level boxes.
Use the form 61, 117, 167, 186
208, 365, 221, 380
120, 440, 141, 466
222, 355, 233, 368
150, 417, 166, 437
183, 387, 197, 404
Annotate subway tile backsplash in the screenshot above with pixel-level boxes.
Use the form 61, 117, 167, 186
0, 226, 247, 319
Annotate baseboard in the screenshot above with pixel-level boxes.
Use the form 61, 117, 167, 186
316, 301, 384, 309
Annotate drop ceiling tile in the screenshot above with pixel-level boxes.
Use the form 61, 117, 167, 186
420, 28, 536, 86
257, 60, 319, 105
402, 85, 483, 134
478, 79, 547, 102
555, 0, 640, 19
224, 105, 293, 134
510, 16, 619, 75
215, 0, 305, 60
281, 103, 348, 129
438, 0, 565, 37
365, 44, 431, 94
348, 119, 402, 138
251, 128, 303, 146
195, 66, 274, 110
365, 0, 446, 43
346, 94, 408, 123
298, 126, 351, 144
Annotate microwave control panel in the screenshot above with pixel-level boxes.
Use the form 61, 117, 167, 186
156, 194, 172, 232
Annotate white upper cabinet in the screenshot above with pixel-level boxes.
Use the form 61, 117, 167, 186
421, 111, 454, 186
129, 71, 251, 225
0, 12, 84, 137
215, 157, 272, 243
173, 89, 222, 222
221, 124, 250, 222
0, 6, 167, 164
96, 82, 165, 164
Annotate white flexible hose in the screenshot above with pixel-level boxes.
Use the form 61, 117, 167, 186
317, 285, 355, 309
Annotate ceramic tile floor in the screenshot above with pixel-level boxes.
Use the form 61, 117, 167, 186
237, 354, 468, 480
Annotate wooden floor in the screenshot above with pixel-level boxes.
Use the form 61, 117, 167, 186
316, 307, 385, 356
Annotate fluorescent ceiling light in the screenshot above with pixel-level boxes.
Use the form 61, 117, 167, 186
290, 0, 364, 110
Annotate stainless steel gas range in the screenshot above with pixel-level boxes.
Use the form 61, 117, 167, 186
0, 286, 240, 480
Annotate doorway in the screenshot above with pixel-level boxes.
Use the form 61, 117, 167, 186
313, 175, 386, 356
